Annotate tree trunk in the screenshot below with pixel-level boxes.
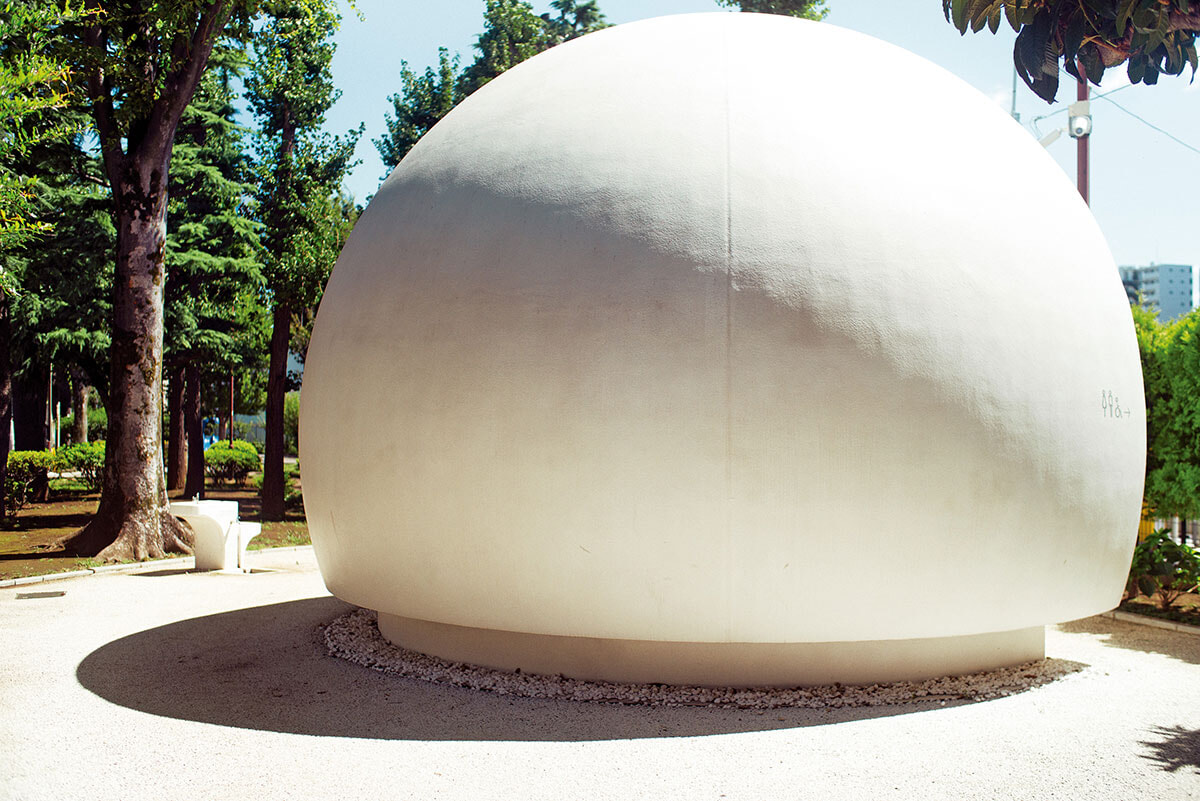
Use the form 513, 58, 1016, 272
261, 300, 290, 521
183, 361, 205, 499
12, 369, 47, 451
69, 364, 89, 444
165, 361, 186, 490
0, 297, 12, 521
62, 155, 191, 560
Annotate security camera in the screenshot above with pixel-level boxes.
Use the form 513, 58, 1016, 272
1068, 115, 1092, 138
1067, 99, 1091, 139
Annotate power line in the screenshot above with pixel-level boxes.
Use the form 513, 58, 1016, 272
1029, 81, 1132, 133
1094, 93, 1200, 157
1040, 67, 1200, 155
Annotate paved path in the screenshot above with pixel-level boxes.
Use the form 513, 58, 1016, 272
2, 548, 1198, 800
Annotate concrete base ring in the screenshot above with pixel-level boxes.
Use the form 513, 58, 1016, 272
377, 613, 1046, 688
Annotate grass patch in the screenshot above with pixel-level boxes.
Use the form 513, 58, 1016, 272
48, 477, 92, 493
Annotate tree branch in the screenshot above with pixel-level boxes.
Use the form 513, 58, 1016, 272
81, 2, 123, 193
142, 1, 235, 165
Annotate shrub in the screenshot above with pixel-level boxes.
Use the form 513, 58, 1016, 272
4, 450, 54, 526
204, 439, 260, 486
60, 409, 105, 445
87, 406, 107, 441
1127, 530, 1200, 610
57, 441, 106, 493
284, 391, 300, 456
285, 486, 305, 512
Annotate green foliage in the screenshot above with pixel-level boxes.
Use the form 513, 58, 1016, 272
1137, 307, 1200, 521
164, 40, 270, 435
204, 439, 260, 486
58, 403, 107, 443
714, 0, 828, 21
4, 449, 53, 525
7, 125, 113, 399
540, 0, 610, 41
943, 0, 1200, 102
285, 484, 304, 511
247, 0, 361, 309
86, 404, 106, 441
0, 0, 87, 264
1127, 530, 1200, 609
375, 0, 610, 172
460, 0, 553, 96
56, 440, 104, 492
165, 42, 265, 374
283, 390, 300, 455
374, 48, 463, 172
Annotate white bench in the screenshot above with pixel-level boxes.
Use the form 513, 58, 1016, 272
170, 499, 261, 572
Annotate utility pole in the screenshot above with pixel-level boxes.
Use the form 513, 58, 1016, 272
229, 373, 235, 446
1010, 67, 1020, 123
1068, 67, 1092, 206
1076, 78, 1089, 205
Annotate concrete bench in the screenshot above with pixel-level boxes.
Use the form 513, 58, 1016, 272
170, 499, 260, 572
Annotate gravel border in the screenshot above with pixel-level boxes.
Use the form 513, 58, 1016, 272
324, 608, 1086, 709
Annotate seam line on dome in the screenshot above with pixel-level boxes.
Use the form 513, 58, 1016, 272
723, 26, 734, 642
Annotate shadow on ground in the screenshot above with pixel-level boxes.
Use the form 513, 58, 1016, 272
1056, 616, 1200, 667
77, 598, 1000, 742
1139, 725, 1200, 774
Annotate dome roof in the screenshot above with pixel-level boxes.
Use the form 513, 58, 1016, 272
301, 14, 1144, 657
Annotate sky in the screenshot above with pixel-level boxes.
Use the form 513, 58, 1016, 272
321, 0, 1200, 298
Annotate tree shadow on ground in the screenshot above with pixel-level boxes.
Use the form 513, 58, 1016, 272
1139, 725, 1200, 774
1056, 616, 1200, 667
0, 550, 70, 561
9, 511, 93, 530
76, 598, 1043, 743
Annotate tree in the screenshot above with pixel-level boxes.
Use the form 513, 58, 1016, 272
0, 0, 90, 522
943, 0, 1200, 102
540, 0, 610, 43
61, 1, 256, 561
376, 0, 609, 173
0, 1, 81, 261
1142, 307, 1200, 522
246, 0, 359, 521
714, 0, 828, 20
9, 125, 114, 447
374, 48, 463, 173
162, 43, 263, 495
459, 0, 554, 95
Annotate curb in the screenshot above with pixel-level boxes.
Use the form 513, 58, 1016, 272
1099, 609, 1200, 637
0, 545, 315, 589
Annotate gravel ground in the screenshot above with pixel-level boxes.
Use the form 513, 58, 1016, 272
325, 608, 1084, 709
2, 546, 1199, 801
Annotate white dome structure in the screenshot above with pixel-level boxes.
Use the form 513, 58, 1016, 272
300, 13, 1146, 687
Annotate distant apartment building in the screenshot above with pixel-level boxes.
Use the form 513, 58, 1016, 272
1118, 263, 1194, 322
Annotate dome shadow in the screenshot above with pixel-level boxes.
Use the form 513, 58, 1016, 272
73, 598, 1028, 742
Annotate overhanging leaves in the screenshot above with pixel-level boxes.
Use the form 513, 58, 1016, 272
944, 0, 1200, 102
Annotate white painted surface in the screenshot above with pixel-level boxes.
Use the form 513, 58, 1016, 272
301, 14, 1145, 647
378, 613, 1045, 687
170, 500, 250, 571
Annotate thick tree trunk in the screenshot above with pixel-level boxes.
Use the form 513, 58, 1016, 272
183, 361, 205, 499
12, 369, 47, 451
0, 298, 12, 521
69, 364, 89, 444
165, 362, 186, 490
62, 156, 191, 560
261, 301, 290, 521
